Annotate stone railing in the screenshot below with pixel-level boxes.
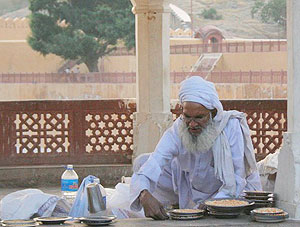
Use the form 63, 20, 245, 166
0, 99, 286, 166
0, 71, 287, 84
112, 40, 287, 56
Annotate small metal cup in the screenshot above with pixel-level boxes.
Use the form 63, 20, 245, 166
86, 183, 106, 214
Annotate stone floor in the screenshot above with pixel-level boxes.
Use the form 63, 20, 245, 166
1, 187, 300, 226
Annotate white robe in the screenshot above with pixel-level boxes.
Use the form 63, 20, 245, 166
130, 111, 262, 211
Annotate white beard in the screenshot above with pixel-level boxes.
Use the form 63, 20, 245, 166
178, 117, 218, 153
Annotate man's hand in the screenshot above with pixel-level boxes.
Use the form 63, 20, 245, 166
197, 203, 207, 210
139, 190, 169, 220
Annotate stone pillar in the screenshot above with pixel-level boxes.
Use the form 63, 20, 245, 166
130, 0, 173, 160
274, 0, 300, 219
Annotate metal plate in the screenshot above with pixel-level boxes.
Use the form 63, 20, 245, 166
78, 216, 117, 226
1, 224, 38, 227
244, 191, 273, 196
1, 220, 36, 225
79, 216, 116, 222
34, 217, 72, 225
251, 211, 288, 223
79, 219, 116, 226
1, 220, 38, 227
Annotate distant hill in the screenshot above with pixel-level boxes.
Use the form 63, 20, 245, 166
0, 0, 28, 16
1, 7, 30, 18
0, 0, 285, 39
172, 0, 286, 39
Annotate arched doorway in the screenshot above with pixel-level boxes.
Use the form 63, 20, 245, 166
210, 37, 219, 52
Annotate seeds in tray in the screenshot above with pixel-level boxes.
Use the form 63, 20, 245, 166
254, 207, 284, 214
205, 199, 249, 206
171, 209, 203, 213
269, 211, 288, 216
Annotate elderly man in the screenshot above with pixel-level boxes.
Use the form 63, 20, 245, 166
130, 76, 262, 220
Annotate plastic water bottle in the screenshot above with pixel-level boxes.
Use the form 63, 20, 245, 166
94, 178, 107, 207
61, 164, 79, 205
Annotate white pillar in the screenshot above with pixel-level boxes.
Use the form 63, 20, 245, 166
130, 0, 173, 159
274, 0, 300, 219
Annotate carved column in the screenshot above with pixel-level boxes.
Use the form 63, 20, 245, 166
130, 0, 173, 159
274, 0, 300, 219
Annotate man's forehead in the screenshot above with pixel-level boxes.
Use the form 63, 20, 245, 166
183, 101, 208, 110
182, 102, 210, 114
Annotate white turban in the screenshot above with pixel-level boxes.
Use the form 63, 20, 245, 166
179, 76, 223, 121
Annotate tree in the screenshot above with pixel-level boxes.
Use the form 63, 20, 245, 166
251, 0, 286, 29
28, 0, 135, 72
251, 0, 264, 19
200, 8, 222, 20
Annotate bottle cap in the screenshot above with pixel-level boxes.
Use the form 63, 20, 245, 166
94, 178, 100, 184
67, 164, 73, 169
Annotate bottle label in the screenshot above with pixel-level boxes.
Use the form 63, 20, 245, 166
61, 179, 78, 191
103, 196, 106, 206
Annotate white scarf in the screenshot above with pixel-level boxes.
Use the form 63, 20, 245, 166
212, 110, 258, 197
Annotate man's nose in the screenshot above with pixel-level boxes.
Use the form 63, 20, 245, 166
188, 120, 198, 128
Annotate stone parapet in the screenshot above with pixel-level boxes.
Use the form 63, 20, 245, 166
0, 164, 132, 188
0, 17, 30, 40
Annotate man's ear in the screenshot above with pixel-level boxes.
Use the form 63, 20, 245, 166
177, 103, 183, 113
211, 108, 217, 119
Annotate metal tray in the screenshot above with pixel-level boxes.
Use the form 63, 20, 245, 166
204, 198, 254, 213
244, 191, 273, 196
168, 209, 205, 216
251, 207, 284, 215
209, 211, 240, 219
244, 195, 275, 200
252, 200, 275, 204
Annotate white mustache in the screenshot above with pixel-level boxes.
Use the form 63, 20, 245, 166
188, 126, 203, 130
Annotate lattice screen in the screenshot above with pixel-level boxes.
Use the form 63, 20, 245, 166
14, 112, 70, 154
84, 112, 133, 154
247, 111, 286, 159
